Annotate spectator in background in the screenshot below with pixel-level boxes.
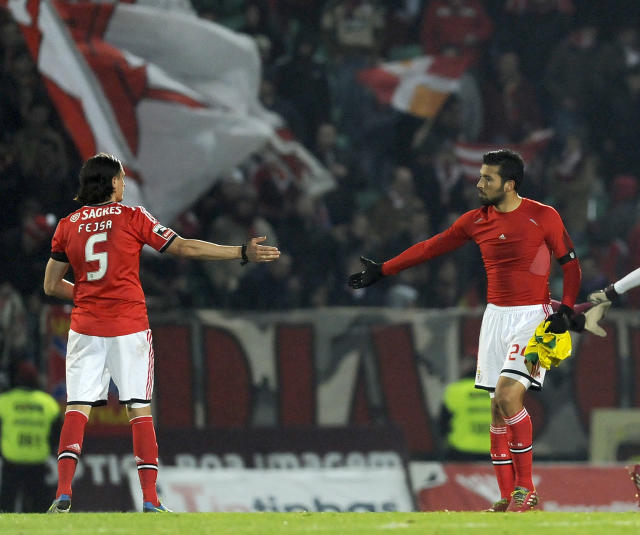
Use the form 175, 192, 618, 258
203, 180, 278, 307
544, 18, 620, 145
440, 355, 491, 460
275, 194, 339, 307
313, 122, 361, 227
248, 146, 304, 226
0, 279, 29, 379
431, 258, 464, 308
272, 0, 325, 34
259, 77, 305, 142
382, 0, 423, 53
313, 122, 350, 181
321, 0, 386, 141
430, 144, 467, 217
595, 174, 639, 246
0, 140, 23, 230
12, 102, 70, 209
233, 252, 302, 309
1, 198, 57, 297
367, 166, 425, 254
547, 130, 599, 245
275, 32, 332, 147
238, 1, 285, 64
600, 24, 640, 174
419, 0, 494, 65
328, 212, 387, 306
0, 20, 29, 134
481, 51, 542, 143
578, 255, 610, 303
407, 72, 484, 146
496, 0, 574, 97
0, 361, 61, 512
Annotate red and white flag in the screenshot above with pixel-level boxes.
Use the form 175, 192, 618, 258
4, 0, 332, 223
357, 55, 472, 119
454, 129, 555, 178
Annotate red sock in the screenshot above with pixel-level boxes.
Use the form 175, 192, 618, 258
131, 415, 159, 505
490, 425, 514, 500
56, 410, 89, 498
504, 407, 534, 490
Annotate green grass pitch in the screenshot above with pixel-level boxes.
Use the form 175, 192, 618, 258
1, 512, 640, 535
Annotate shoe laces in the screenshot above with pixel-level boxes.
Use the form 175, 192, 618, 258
511, 488, 536, 506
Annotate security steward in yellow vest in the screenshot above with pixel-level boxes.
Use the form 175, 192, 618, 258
441, 375, 491, 460
0, 362, 61, 512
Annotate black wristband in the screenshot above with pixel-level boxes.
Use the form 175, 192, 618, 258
604, 284, 619, 301
240, 244, 249, 265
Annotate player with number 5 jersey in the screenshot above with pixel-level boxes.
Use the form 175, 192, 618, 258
51, 202, 177, 337
44, 153, 280, 513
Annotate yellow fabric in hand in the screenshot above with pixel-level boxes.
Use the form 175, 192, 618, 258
524, 320, 572, 370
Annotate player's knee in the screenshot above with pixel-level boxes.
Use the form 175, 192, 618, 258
493, 388, 520, 416
126, 402, 152, 420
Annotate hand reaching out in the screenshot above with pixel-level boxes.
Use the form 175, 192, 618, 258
246, 236, 280, 263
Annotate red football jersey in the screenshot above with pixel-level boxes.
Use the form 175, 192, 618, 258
50, 202, 177, 336
384, 198, 576, 306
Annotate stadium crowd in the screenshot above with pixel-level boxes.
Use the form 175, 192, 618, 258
2, 0, 640, 369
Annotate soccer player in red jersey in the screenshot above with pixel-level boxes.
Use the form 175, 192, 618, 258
43, 153, 280, 513
349, 149, 583, 512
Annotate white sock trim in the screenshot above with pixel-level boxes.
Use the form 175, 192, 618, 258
504, 408, 529, 426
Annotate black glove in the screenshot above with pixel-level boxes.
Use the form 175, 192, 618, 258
348, 256, 384, 289
545, 304, 573, 334
569, 302, 611, 336
569, 313, 585, 333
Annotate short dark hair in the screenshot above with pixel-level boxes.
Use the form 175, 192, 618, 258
74, 153, 123, 205
482, 149, 524, 191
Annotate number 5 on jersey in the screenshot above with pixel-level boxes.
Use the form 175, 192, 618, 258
85, 232, 108, 281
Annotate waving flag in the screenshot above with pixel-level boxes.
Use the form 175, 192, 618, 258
4, 0, 332, 224
357, 55, 472, 119
454, 129, 555, 178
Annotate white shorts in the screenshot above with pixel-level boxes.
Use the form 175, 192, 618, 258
475, 303, 553, 392
65, 329, 155, 406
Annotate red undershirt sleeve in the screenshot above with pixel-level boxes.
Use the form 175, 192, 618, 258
542, 205, 581, 310
382, 221, 470, 276
560, 259, 581, 310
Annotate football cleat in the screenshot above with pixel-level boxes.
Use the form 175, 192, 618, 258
484, 498, 509, 512
143, 501, 172, 513
627, 464, 640, 507
506, 487, 539, 512
47, 494, 72, 513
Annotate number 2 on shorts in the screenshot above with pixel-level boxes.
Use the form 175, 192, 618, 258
508, 343, 526, 361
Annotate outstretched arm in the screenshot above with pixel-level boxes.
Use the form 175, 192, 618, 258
165, 235, 280, 263
589, 267, 640, 304
347, 228, 469, 289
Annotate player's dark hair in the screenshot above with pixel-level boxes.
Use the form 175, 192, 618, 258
75, 153, 123, 205
482, 149, 524, 191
